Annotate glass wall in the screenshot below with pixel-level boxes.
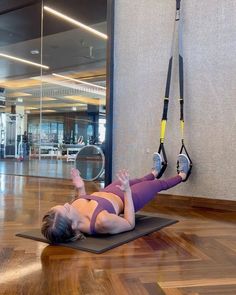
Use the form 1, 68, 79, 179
0, 1, 41, 171
0, 0, 109, 181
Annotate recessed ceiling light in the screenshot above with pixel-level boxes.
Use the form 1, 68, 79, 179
72, 107, 77, 111
0, 53, 49, 69
30, 49, 40, 55
52, 73, 106, 90
43, 110, 57, 113
5, 92, 32, 98
32, 75, 105, 96
44, 6, 108, 40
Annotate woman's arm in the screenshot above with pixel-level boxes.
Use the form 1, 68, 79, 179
71, 168, 86, 196
100, 212, 135, 234
116, 170, 135, 228
121, 187, 135, 229
75, 186, 86, 196
102, 170, 135, 234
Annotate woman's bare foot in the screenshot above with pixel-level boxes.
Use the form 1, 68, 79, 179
71, 168, 84, 189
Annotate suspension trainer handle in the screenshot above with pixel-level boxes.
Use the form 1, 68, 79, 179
157, 142, 167, 179
178, 140, 193, 182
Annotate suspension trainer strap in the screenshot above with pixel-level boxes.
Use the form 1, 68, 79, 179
158, 0, 192, 180
178, 0, 185, 143
177, 0, 193, 181
157, 0, 180, 178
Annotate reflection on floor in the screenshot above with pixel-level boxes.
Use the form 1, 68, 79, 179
0, 158, 104, 180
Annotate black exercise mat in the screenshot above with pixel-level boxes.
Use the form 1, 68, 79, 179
16, 214, 178, 254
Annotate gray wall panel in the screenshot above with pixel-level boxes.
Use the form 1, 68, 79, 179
113, 0, 236, 200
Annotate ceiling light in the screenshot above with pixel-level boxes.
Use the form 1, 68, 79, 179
65, 95, 105, 106
52, 73, 106, 90
0, 53, 49, 69
72, 106, 77, 111
25, 107, 38, 110
44, 6, 108, 40
32, 75, 106, 96
30, 49, 40, 55
43, 110, 57, 113
5, 92, 32, 98
17, 98, 23, 102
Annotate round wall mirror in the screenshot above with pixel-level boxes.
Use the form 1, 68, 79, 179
75, 145, 105, 181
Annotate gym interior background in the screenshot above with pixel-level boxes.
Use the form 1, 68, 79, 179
0, 0, 112, 182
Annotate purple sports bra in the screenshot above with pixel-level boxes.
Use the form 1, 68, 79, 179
76, 195, 116, 234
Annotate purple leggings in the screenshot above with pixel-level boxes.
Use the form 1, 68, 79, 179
100, 173, 182, 212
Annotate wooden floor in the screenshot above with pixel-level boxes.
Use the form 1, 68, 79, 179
0, 158, 92, 179
0, 174, 236, 295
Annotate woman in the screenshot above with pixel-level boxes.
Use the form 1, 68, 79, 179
41, 153, 191, 243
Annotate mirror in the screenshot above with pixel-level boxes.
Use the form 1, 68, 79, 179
75, 145, 105, 181
0, 0, 113, 182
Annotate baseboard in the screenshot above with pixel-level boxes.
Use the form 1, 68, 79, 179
151, 194, 236, 212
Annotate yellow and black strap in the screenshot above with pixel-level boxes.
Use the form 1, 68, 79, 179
157, 0, 192, 180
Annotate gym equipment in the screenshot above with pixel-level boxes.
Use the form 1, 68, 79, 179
5, 113, 24, 158
157, 0, 192, 181
16, 214, 178, 254
74, 145, 105, 181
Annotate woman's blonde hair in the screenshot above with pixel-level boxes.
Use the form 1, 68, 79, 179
41, 209, 85, 243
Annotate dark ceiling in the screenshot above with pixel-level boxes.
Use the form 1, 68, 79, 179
0, 0, 107, 46
0, 0, 107, 79
0, 0, 108, 113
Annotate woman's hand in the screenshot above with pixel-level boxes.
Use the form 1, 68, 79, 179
115, 170, 135, 231
71, 168, 84, 189
116, 170, 130, 192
